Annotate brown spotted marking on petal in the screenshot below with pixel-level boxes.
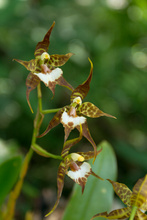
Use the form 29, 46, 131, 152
70, 58, 93, 103
80, 102, 116, 119
107, 179, 132, 206
26, 72, 40, 113
48, 81, 56, 96
45, 160, 68, 217
136, 210, 147, 220
130, 175, 147, 209
64, 125, 73, 142
68, 122, 74, 127
38, 107, 66, 138
61, 124, 83, 158
77, 148, 102, 160
34, 21, 55, 59
78, 170, 91, 194
47, 53, 74, 67
56, 75, 74, 92
77, 121, 97, 162
141, 201, 147, 211
13, 59, 36, 72
91, 207, 132, 220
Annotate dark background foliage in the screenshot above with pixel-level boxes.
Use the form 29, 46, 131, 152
0, 0, 147, 219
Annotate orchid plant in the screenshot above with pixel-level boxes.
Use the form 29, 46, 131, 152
2, 21, 146, 220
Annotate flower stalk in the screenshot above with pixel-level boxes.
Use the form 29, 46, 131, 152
129, 206, 137, 220
3, 83, 63, 220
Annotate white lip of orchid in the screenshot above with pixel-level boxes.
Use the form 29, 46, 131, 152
61, 111, 86, 128
34, 68, 63, 85
41, 52, 50, 60
67, 162, 91, 182
70, 153, 84, 162
72, 97, 82, 105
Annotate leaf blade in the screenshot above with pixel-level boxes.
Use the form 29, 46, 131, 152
0, 156, 22, 205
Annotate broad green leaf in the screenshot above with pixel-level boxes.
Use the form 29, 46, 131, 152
0, 139, 20, 164
0, 155, 22, 205
62, 141, 117, 220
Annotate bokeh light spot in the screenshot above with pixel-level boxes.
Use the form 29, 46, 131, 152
106, 0, 128, 10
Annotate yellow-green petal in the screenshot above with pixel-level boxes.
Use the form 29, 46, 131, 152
107, 179, 132, 206
91, 207, 132, 220
79, 102, 116, 119
47, 53, 74, 67
130, 175, 147, 209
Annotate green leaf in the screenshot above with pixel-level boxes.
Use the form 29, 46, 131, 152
0, 139, 22, 206
0, 139, 20, 165
62, 141, 117, 220
0, 155, 22, 205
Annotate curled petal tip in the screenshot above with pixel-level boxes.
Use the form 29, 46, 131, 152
88, 57, 93, 67
92, 157, 96, 164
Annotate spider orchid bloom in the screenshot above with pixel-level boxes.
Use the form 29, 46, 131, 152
45, 149, 103, 217
39, 58, 116, 160
91, 175, 147, 220
13, 21, 74, 113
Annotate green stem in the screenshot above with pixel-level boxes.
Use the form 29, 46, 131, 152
32, 143, 62, 160
41, 108, 61, 115
3, 83, 43, 220
3, 82, 63, 220
3, 148, 33, 220
129, 206, 138, 220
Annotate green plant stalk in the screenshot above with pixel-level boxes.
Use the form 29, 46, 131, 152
32, 143, 62, 160
129, 206, 138, 220
41, 108, 61, 115
3, 83, 62, 220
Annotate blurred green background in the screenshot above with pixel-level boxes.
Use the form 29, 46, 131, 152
0, 0, 147, 219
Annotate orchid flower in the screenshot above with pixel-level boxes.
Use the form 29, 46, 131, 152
14, 21, 74, 112
91, 175, 147, 220
45, 148, 103, 217
39, 58, 116, 160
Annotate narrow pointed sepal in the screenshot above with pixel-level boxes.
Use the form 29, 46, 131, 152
45, 160, 67, 217
130, 174, 147, 209
77, 121, 97, 162
48, 53, 74, 67
91, 171, 104, 181
80, 102, 116, 119
77, 148, 102, 160
26, 72, 40, 113
61, 124, 83, 158
57, 75, 74, 92
70, 58, 93, 102
38, 108, 65, 138
107, 179, 132, 206
91, 207, 132, 220
35, 21, 55, 58
13, 59, 36, 71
